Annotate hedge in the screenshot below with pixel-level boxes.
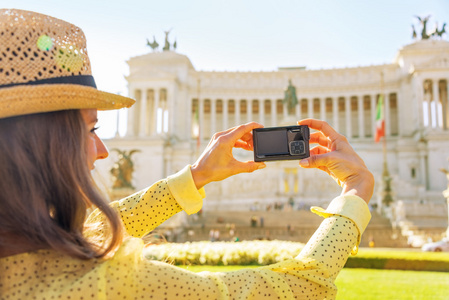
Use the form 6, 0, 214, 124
345, 249, 449, 272
143, 241, 449, 272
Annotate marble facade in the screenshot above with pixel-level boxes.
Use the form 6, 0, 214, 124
94, 40, 449, 220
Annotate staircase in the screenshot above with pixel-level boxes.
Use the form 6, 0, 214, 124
176, 209, 408, 247
390, 199, 448, 247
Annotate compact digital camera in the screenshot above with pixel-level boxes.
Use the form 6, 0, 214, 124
253, 125, 310, 162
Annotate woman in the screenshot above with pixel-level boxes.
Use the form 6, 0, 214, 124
0, 9, 374, 299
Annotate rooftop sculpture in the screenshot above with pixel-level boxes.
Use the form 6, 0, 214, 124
413, 15, 447, 40
147, 30, 177, 52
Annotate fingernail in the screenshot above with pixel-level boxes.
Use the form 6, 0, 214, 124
257, 163, 266, 169
299, 159, 309, 167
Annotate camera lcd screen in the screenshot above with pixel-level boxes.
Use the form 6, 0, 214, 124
256, 129, 289, 156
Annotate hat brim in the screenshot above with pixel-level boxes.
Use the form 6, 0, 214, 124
0, 84, 136, 118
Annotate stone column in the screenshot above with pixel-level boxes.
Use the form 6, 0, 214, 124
259, 99, 265, 125
433, 79, 442, 129
415, 79, 425, 128
307, 98, 313, 119
199, 98, 204, 143
247, 100, 252, 122
443, 80, 449, 130
358, 96, 365, 138
139, 88, 147, 137
114, 109, 120, 138
320, 98, 325, 121
235, 99, 240, 126
223, 99, 228, 130
332, 97, 338, 132
271, 100, 277, 126
153, 89, 160, 135
425, 81, 432, 128
345, 97, 352, 138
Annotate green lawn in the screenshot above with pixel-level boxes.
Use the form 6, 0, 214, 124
180, 265, 449, 299
335, 268, 449, 300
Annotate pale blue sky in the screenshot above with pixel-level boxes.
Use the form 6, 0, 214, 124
6, 0, 449, 137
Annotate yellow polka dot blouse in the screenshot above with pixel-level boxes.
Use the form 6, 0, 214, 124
0, 165, 371, 299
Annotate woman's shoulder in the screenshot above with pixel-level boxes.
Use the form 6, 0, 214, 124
0, 239, 145, 299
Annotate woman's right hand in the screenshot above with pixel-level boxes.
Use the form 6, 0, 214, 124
297, 119, 374, 203
190, 122, 266, 190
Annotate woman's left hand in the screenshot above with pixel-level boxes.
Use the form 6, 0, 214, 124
191, 122, 266, 189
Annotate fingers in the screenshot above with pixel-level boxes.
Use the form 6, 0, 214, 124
234, 140, 253, 150
309, 145, 331, 156
298, 118, 340, 141
299, 146, 331, 168
227, 122, 263, 143
235, 130, 255, 150
217, 122, 263, 150
309, 131, 331, 149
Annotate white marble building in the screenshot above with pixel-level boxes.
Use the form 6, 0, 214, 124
95, 40, 449, 223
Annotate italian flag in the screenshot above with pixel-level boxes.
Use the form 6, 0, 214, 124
375, 95, 385, 143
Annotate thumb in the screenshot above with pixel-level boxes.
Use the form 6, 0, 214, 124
299, 153, 328, 168
238, 161, 266, 173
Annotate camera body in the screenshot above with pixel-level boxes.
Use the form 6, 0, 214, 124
253, 125, 310, 162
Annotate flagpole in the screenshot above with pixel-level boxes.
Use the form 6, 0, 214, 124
381, 72, 387, 170
196, 78, 201, 156
380, 71, 393, 209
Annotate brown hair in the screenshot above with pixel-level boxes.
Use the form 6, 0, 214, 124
0, 110, 123, 259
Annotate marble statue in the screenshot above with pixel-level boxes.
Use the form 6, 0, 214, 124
283, 79, 298, 114
110, 149, 140, 189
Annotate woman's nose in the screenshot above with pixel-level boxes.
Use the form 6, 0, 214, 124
96, 136, 109, 160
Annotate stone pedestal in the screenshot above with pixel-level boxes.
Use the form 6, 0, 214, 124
444, 189, 449, 237
279, 115, 299, 126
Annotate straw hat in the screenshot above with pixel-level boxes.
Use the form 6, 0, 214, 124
0, 9, 135, 119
